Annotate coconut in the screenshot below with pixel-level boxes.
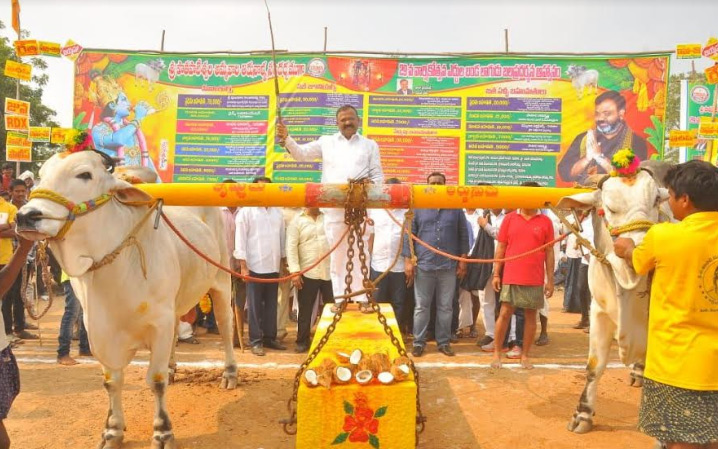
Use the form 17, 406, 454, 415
355, 369, 373, 385
357, 358, 371, 372
336, 351, 351, 363
317, 370, 333, 389
349, 349, 363, 366
377, 371, 395, 385
370, 353, 392, 373
333, 366, 353, 384
390, 363, 410, 381
302, 369, 319, 387
318, 358, 337, 373
393, 356, 411, 367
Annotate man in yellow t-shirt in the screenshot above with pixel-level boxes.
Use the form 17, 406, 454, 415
0, 196, 18, 340
614, 160, 718, 449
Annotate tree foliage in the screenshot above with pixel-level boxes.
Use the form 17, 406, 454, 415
0, 20, 59, 173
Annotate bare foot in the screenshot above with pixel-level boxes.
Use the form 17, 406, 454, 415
520, 358, 534, 370
57, 355, 79, 366
490, 356, 502, 369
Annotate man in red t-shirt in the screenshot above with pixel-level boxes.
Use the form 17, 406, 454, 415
491, 182, 555, 370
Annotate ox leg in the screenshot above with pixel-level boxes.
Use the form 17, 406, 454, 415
568, 309, 615, 434
210, 286, 238, 389
98, 367, 125, 449
148, 332, 176, 449
630, 362, 645, 387
168, 318, 179, 385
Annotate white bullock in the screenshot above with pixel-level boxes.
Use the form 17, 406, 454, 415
557, 167, 669, 434
16, 151, 237, 449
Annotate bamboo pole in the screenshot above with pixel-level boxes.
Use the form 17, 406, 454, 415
79, 47, 675, 58
135, 183, 591, 210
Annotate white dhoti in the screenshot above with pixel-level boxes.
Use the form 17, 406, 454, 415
324, 215, 369, 304
177, 321, 194, 340
476, 280, 497, 338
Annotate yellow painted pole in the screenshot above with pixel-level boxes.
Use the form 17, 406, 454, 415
135, 182, 591, 210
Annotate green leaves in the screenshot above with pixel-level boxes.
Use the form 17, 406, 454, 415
331, 432, 349, 445
644, 115, 665, 159
343, 400, 354, 415
369, 434, 380, 448
373, 406, 387, 418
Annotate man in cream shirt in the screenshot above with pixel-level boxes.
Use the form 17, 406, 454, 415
277, 105, 383, 312
286, 207, 332, 352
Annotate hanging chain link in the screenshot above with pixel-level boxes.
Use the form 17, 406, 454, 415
21, 241, 56, 321
281, 179, 426, 443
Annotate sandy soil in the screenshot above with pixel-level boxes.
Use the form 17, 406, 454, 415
7, 292, 653, 449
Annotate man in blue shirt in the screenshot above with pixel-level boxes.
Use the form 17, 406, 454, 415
404, 172, 469, 357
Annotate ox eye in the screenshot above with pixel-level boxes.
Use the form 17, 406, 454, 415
76, 172, 92, 180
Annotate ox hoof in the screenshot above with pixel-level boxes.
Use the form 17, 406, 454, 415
220, 372, 238, 390
567, 417, 593, 434
629, 373, 644, 388
151, 433, 176, 449
97, 434, 124, 449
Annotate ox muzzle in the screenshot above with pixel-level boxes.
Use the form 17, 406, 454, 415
16, 208, 43, 230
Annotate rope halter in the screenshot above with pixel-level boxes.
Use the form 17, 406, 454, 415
606, 219, 655, 237
28, 188, 114, 240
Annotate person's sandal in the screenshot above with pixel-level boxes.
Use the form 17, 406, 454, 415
178, 336, 200, 344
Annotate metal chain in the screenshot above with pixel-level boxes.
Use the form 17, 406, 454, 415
280, 180, 426, 443
21, 242, 56, 321
280, 180, 364, 434
351, 184, 426, 442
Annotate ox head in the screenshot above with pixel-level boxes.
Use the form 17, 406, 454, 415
16, 151, 153, 241
557, 169, 668, 290
557, 169, 668, 243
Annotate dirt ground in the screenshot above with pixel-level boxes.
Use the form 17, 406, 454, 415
8, 292, 654, 449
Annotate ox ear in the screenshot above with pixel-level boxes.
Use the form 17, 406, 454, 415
112, 179, 155, 205
658, 187, 669, 202
555, 190, 601, 210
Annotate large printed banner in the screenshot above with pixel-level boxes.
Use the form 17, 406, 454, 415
686, 83, 716, 162
73, 51, 669, 186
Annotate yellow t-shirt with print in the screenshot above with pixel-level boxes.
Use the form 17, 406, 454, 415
632, 211, 718, 390
0, 199, 18, 265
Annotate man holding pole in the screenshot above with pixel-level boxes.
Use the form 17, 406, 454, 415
276, 105, 383, 312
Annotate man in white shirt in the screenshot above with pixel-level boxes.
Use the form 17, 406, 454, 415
235, 177, 287, 356
277, 105, 383, 312
476, 208, 507, 350
368, 178, 408, 332
569, 214, 593, 330
286, 207, 333, 352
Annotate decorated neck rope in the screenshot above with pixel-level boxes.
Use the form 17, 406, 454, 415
28, 130, 115, 240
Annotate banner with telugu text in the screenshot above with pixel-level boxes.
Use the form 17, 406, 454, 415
73, 51, 670, 186
686, 83, 716, 162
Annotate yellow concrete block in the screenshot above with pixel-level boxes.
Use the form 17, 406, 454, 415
297, 304, 417, 449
